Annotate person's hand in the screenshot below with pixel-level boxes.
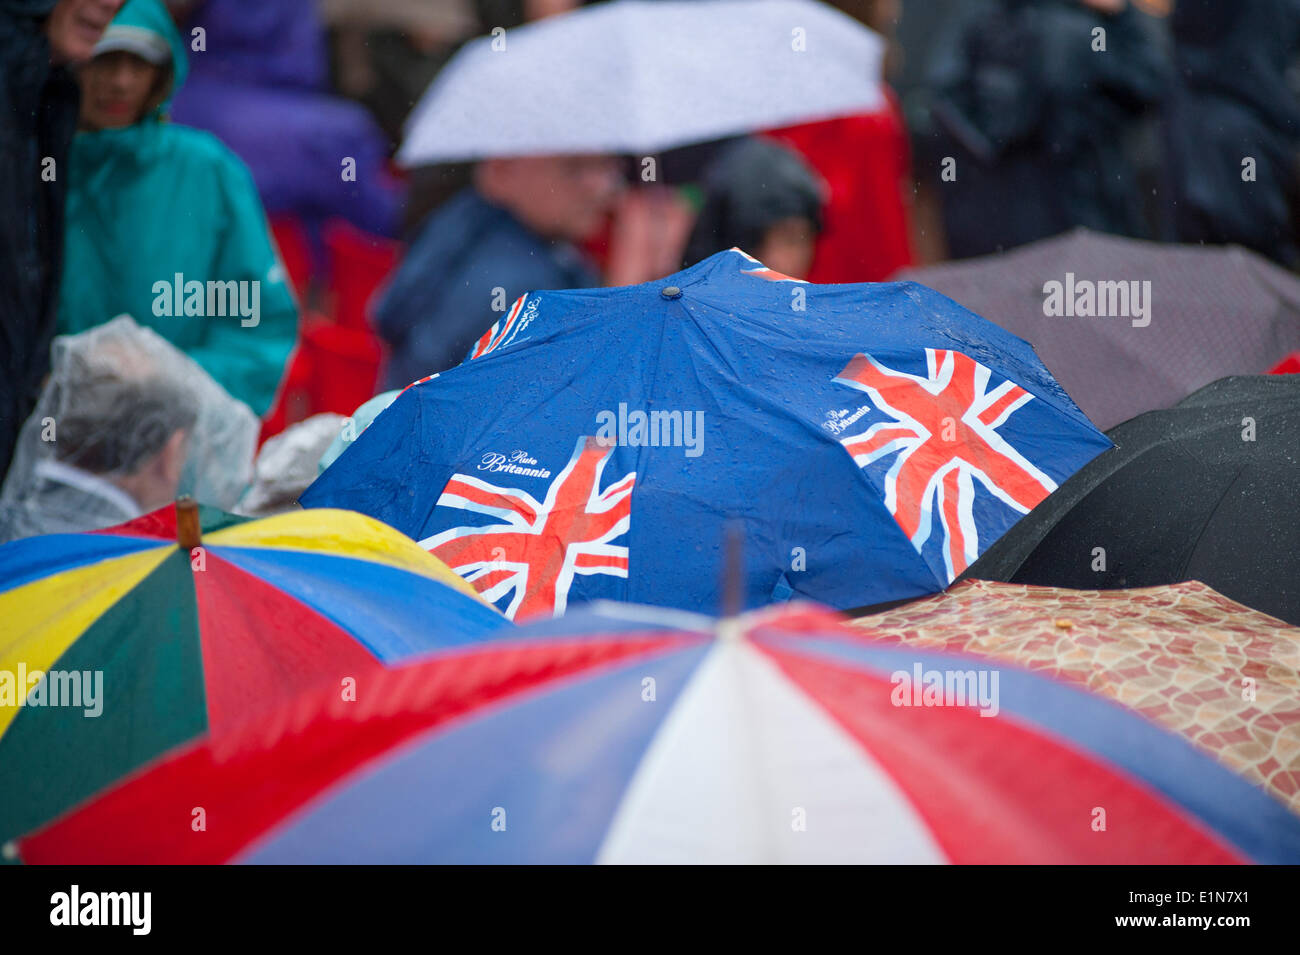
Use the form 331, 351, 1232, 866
604, 187, 695, 288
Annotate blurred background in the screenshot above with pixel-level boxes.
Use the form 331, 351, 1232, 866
195, 0, 1297, 438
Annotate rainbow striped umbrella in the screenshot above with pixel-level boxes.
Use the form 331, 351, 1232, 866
14, 603, 1300, 864
0, 501, 505, 844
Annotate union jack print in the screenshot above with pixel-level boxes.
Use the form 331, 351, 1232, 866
731, 247, 807, 283
469, 293, 528, 361
833, 348, 1057, 582
400, 372, 440, 394
421, 436, 636, 619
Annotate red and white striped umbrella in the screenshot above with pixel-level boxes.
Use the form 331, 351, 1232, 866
16, 604, 1300, 864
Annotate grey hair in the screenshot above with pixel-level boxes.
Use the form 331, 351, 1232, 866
51, 339, 200, 475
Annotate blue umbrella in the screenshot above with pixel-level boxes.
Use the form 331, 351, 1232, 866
302, 249, 1110, 619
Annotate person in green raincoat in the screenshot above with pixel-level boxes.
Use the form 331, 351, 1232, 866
58, 0, 297, 416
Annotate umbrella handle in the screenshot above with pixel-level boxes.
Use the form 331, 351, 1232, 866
176, 497, 202, 551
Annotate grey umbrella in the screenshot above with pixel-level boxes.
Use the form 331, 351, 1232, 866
899, 229, 1300, 430
397, 0, 885, 164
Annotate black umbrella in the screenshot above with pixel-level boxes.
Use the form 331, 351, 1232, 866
962, 375, 1300, 625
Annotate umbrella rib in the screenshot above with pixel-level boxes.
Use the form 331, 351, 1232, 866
1176, 460, 1253, 583
678, 294, 953, 591
730, 641, 781, 862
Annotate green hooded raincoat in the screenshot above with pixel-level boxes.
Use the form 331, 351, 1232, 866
58, 0, 297, 415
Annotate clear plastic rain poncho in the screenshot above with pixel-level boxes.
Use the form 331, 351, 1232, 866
237, 412, 345, 517
0, 316, 259, 542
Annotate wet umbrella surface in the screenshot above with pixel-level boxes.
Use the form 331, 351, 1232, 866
964, 376, 1300, 626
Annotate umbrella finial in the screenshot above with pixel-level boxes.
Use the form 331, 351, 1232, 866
176, 496, 201, 551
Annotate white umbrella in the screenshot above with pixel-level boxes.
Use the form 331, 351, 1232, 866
397, 0, 885, 164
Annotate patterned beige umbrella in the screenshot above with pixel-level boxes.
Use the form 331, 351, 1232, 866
851, 579, 1300, 812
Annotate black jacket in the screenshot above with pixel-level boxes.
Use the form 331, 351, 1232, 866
0, 0, 80, 478
925, 0, 1166, 259
1164, 0, 1300, 267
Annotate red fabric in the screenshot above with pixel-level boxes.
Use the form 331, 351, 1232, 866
766, 91, 915, 283
1269, 351, 1300, 375
258, 317, 383, 442
88, 502, 178, 540
323, 219, 400, 333
19, 636, 695, 864
756, 642, 1244, 864
194, 554, 379, 734
257, 331, 314, 442
259, 220, 394, 441
268, 215, 315, 300
299, 321, 384, 412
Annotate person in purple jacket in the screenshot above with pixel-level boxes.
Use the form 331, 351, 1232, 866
167, 0, 403, 239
